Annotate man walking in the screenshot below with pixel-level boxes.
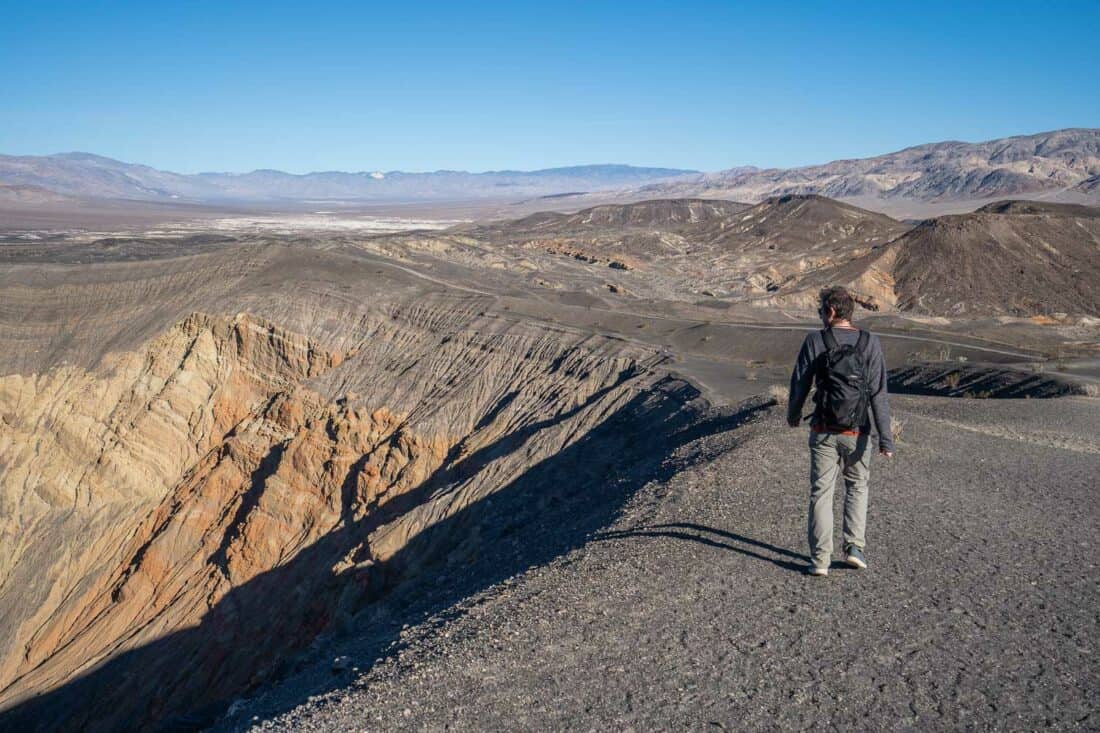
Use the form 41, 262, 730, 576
787, 286, 894, 576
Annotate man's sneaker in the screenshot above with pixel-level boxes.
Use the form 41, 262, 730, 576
844, 545, 868, 569
806, 564, 829, 577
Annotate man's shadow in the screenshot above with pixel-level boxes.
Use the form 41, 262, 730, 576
594, 522, 808, 573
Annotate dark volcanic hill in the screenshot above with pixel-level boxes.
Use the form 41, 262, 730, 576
889, 200, 1100, 316
787, 199, 1100, 317
639, 128, 1100, 208
0, 153, 694, 203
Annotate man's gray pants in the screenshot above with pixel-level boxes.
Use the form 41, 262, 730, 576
808, 430, 871, 567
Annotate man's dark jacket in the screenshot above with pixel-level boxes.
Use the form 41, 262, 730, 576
787, 327, 895, 453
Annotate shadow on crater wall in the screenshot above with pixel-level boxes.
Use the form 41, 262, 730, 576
0, 379, 770, 733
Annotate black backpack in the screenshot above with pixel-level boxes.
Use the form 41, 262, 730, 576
813, 328, 871, 430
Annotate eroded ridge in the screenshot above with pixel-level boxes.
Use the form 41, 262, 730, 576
0, 302, 705, 731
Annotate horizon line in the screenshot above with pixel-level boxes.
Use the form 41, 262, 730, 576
2, 126, 1096, 178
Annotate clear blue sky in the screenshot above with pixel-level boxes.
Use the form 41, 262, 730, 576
3, 1, 1098, 173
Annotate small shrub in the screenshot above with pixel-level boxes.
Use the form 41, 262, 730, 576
767, 383, 788, 405
1084, 383, 1099, 398
890, 416, 905, 444
944, 372, 961, 390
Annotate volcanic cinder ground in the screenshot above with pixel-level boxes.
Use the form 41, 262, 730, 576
0, 195, 1097, 732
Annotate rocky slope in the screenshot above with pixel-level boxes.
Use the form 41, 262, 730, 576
0, 240, 711, 731
218, 395, 1100, 731
750, 199, 1100, 317
0, 313, 344, 703
447, 194, 1100, 318
702, 195, 909, 309
639, 128, 1100, 208
505, 198, 752, 230
889, 204, 1100, 316
1074, 174, 1100, 194
384, 195, 909, 309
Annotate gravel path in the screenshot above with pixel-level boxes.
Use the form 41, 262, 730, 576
227, 396, 1100, 731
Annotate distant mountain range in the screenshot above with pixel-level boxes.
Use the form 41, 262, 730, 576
638, 128, 1100, 208
1, 129, 1097, 209
0, 154, 694, 203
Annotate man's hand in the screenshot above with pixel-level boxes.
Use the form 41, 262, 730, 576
788, 417, 800, 428
880, 448, 894, 458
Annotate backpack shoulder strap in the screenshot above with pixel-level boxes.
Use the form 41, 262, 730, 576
855, 329, 870, 353
821, 328, 839, 351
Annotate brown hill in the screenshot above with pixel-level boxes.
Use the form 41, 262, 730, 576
464, 198, 762, 279
376, 193, 1100, 318
889, 202, 1100, 316
451, 195, 909, 308
694, 195, 910, 308
709, 194, 906, 253
783, 199, 1100, 317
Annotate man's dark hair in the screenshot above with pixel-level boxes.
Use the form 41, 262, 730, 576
819, 286, 855, 321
